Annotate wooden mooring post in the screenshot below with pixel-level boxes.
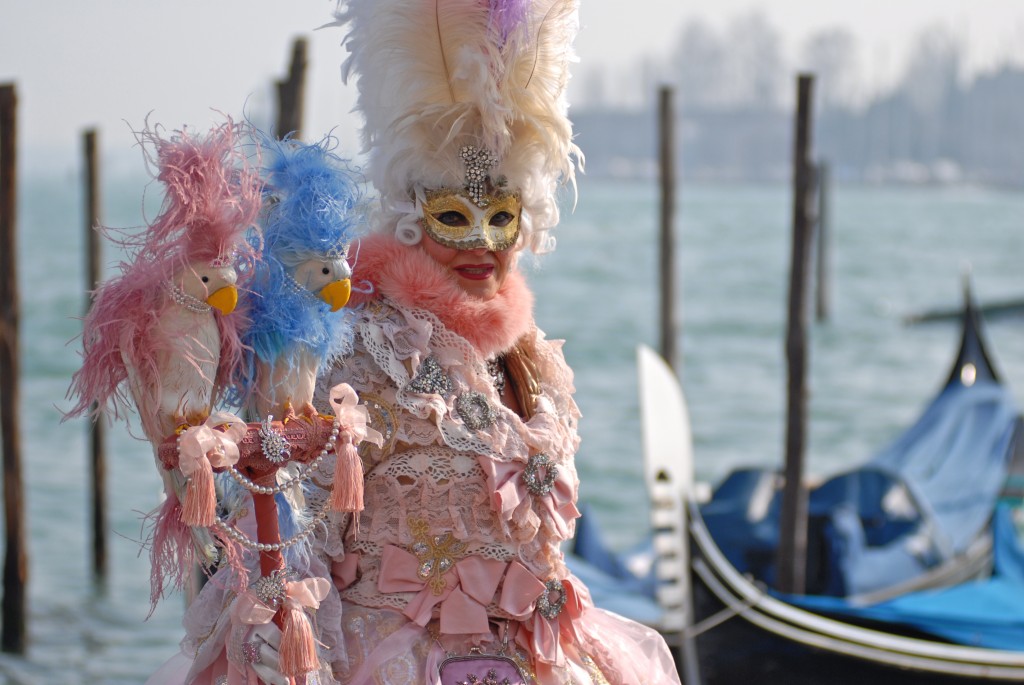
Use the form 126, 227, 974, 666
777, 73, 816, 596
815, 160, 831, 322
276, 37, 308, 139
0, 82, 27, 654
84, 128, 108, 585
658, 85, 678, 372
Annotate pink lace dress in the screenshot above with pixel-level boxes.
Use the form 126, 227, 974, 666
307, 237, 681, 685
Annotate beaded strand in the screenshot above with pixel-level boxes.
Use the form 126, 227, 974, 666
225, 419, 340, 496
168, 283, 213, 313
176, 417, 342, 551
213, 498, 333, 552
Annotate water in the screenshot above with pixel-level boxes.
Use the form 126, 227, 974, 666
3, 172, 1024, 683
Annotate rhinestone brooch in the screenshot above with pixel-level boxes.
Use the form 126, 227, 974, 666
456, 391, 495, 431
537, 579, 567, 620
523, 453, 558, 496
258, 416, 290, 464
250, 569, 289, 610
460, 145, 498, 208
408, 356, 453, 396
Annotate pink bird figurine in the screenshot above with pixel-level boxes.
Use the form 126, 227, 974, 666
65, 117, 261, 590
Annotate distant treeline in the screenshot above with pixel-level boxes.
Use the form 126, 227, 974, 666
573, 11, 1024, 188
573, 64, 1024, 187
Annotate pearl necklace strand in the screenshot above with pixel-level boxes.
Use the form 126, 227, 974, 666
169, 284, 212, 313
177, 417, 341, 552
225, 419, 339, 496
283, 272, 324, 306
213, 498, 333, 552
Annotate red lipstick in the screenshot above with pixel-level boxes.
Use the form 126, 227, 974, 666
454, 264, 494, 280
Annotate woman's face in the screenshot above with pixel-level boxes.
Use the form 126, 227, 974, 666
418, 187, 520, 299
420, 232, 514, 300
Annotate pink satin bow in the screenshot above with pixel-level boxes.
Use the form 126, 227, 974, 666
377, 545, 510, 634
484, 453, 580, 541
232, 576, 331, 627
284, 576, 331, 613
329, 383, 384, 447
517, 576, 587, 667
177, 411, 247, 478
228, 576, 331, 684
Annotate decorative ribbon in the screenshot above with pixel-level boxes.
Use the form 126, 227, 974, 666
177, 412, 247, 526
377, 545, 514, 635
228, 575, 331, 682
516, 576, 587, 667
483, 451, 580, 542
279, 576, 331, 677
328, 383, 383, 514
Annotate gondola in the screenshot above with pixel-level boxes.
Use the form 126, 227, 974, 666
568, 288, 1024, 684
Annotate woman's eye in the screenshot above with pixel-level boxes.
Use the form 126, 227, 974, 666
435, 211, 469, 227
201, 276, 210, 283
490, 211, 514, 228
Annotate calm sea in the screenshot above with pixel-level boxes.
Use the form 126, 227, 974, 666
2, 172, 1023, 683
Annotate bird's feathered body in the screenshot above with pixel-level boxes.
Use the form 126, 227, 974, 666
66, 119, 260, 442
232, 134, 365, 419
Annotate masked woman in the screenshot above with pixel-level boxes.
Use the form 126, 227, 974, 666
147, 1, 682, 683
301, 1, 684, 683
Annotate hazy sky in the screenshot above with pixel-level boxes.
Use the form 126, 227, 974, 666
3, 0, 1024, 174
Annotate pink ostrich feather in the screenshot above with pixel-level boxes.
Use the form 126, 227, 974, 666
65, 118, 261, 438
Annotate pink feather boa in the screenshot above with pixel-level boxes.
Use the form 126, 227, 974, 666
350, 235, 534, 358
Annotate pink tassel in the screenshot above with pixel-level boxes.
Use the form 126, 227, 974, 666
279, 605, 319, 677
330, 437, 364, 513
180, 461, 216, 527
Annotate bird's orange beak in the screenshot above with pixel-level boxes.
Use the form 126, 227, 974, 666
320, 279, 352, 312
206, 285, 238, 315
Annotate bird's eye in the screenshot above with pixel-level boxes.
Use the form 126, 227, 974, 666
322, 266, 330, 275
435, 211, 469, 227
201, 276, 210, 283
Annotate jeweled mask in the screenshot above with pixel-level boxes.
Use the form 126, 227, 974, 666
420, 188, 521, 251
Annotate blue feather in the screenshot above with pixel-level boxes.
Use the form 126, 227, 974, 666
230, 133, 368, 408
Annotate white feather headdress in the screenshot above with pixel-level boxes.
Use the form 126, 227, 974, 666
332, 0, 581, 254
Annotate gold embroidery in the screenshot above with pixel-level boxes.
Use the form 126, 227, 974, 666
579, 654, 610, 685
360, 392, 398, 455
408, 518, 467, 595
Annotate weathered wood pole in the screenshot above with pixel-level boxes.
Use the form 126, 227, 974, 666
0, 82, 27, 654
276, 37, 308, 139
84, 128, 108, 584
658, 85, 678, 372
777, 74, 815, 595
815, 160, 831, 322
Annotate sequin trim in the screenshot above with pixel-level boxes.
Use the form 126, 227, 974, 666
361, 392, 397, 453
408, 356, 453, 396
409, 518, 467, 595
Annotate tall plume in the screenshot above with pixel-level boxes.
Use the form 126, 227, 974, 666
332, 0, 581, 254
